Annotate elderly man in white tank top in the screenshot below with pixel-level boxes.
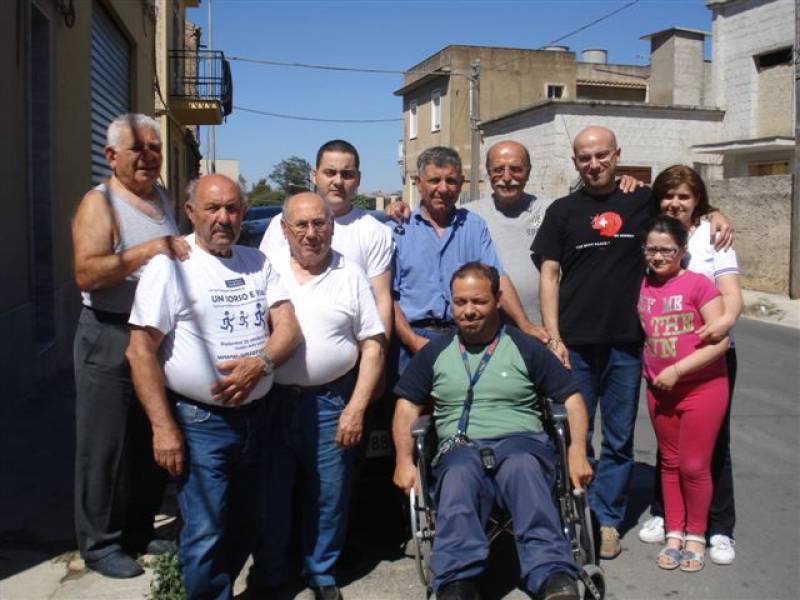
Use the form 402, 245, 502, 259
71, 113, 192, 578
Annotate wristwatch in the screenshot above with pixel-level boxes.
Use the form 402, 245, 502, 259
258, 351, 274, 377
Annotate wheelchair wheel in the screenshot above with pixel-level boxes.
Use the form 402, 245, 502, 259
571, 491, 597, 566
580, 563, 605, 600
409, 488, 434, 591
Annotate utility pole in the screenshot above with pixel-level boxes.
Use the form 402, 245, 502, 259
469, 59, 481, 202
206, 0, 216, 173
791, 0, 799, 298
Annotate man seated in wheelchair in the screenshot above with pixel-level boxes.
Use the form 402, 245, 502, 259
392, 262, 593, 600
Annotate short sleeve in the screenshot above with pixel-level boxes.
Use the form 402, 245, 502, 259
506, 328, 579, 403
259, 215, 286, 259
364, 221, 393, 279
712, 246, 739, 280
393, 339, 445, 406
693, 273, 722, 309
531, 202, 564, 266
352, 270, 385, 341
264, 257, 291, 307
129, 255, 181, 335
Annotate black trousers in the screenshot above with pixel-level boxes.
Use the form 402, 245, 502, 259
650, 347, 737, 537
73, 307, 167, 560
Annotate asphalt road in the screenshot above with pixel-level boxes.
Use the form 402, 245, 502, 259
337, 318, 800, 600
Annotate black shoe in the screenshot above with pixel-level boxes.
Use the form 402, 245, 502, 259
85, 550, 145, 579
438, 578, 480, 600
310, 584, 343, 600
537, 572, 579, 600
144, 539, 177, 555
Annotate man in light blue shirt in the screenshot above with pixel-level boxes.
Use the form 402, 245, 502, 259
392, 146, 548, 372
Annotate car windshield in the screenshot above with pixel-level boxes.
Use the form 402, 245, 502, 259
245, 205, 282, 221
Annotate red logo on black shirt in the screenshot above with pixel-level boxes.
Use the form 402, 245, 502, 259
591, 212, 622, 237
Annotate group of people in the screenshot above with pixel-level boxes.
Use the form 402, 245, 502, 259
70, 112, 741, 600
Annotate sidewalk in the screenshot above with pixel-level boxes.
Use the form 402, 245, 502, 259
1, 288, 796, 600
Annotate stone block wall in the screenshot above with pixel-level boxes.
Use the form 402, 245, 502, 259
708, 174, 791, 293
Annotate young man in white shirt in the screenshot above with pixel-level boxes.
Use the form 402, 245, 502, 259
126, 174, 301, 600
251, 192, 384, 600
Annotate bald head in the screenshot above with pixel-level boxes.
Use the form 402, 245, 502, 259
184, 174, 245, 256
282, 191, 333, 221
486, 140, 532, 206
281, 192, 334, 271
571, 126, 621, 194
187, 174, 244, 207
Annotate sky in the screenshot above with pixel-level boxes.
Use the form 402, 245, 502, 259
187, 0, 713, 194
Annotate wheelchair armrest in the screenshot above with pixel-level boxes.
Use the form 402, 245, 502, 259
547, 398, 568, 423
411, 414, 432, 438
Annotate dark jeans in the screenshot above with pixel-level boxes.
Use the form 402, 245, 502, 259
430, 434, 578, 595
73, 307, 166, 561
651, 347, 738, 538
568, 343, 642, 529
174, 396, 265, 600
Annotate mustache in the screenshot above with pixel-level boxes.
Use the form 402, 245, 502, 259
212, 224, 234, 235
495, 181, 522, 188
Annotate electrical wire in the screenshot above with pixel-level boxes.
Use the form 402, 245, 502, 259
234, 105, 402, 123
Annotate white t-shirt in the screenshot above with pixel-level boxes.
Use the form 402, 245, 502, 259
260, 206, 393, 279
130, 234, 290, 405
272, 251, 384, 386
687, 220, 739, 282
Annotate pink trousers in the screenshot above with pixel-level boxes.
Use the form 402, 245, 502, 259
648, 375, 729, 536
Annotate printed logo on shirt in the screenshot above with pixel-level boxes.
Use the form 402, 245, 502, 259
225, 277, 245, 288
591, 212, 623, 237
526, 210, 544, 238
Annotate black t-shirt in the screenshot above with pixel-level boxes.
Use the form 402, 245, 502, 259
532, 186, 655, 346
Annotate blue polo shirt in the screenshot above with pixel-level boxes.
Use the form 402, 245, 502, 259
392, 207, 504, 323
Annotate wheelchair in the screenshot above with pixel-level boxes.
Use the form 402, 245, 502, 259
407, 398, 606, 600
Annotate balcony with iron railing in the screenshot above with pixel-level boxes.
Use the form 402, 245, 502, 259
169, 49, 233, 125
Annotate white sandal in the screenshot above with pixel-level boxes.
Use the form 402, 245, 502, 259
657, 531, 684, 570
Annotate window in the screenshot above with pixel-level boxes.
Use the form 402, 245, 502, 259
754, 47, 792, 71
409, 100, 418, 139
547, 84, 564, 99
431, 89, 441, 132
748, 161, 790, 176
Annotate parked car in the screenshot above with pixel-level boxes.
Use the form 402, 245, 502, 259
239, 205, 282, 248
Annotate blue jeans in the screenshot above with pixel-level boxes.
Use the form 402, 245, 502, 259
253, 374, 355, 587
430, 434, 578, 594
568, 343, 641, 529
173, 396, 265, 600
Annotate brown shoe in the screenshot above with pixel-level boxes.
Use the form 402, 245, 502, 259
600, 526, 622, 559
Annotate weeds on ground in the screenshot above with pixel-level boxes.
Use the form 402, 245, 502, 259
148, 552, 185, 600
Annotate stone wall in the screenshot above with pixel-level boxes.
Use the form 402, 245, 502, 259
708, 174, 791, 293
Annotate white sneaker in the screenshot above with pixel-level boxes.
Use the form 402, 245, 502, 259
638, 516, 665, 543
709, 534, 736, 565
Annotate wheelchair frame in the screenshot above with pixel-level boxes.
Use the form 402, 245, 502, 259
408, 398, 605, 599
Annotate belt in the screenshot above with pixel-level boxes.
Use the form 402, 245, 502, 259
167, 390, 262, 413
273, 371, 353, 396
410, 318, 454, 332
83, 306, 130, 325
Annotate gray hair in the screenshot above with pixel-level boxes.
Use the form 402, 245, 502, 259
416, 146, 462, 174
282, 192, 333, 221
185, 175, 245, 206
106, 113, 161, 150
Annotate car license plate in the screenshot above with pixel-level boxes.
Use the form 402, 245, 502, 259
366, 429, 393, 458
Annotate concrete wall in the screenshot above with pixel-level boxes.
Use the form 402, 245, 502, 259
482, 102, 724, 200
708, 175, 791, 293
648, 31, 705, 106
709, 0, 795, 141
0, 1, 155, 400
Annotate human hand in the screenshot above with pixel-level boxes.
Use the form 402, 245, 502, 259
708, 212, 734, 251
547, 339, 571, 369
385, 200, 410, 223
618, 174, 645, 193
212, 356, 263, 405
393, 461, 418, 495
152, 425, 185, 476
335, 404, 366, 448
696, 318, 732, 344
568, 447, 593, 493
520, 322, 550, 344
653, 365, 680, 390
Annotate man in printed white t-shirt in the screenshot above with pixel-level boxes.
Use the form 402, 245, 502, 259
260, 139, 393, 337
126, 174, 301, 600
251, 192, 384, 600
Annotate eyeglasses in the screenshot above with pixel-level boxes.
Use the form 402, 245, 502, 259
285, 218, 332, 234
643, 246, 680, 258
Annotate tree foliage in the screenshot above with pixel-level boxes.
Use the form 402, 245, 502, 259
247, 178, 285, 207
352, 194, 374, 210
269, 156, 312, 194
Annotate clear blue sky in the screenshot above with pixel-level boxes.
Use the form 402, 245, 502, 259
187, 0, 712, 194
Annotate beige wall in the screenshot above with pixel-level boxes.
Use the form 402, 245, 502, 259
757, 63, 793, 138
708, 175, 791, 293
1, 0, 156, 397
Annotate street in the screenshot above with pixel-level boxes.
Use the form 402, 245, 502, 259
1, 317, 798, 599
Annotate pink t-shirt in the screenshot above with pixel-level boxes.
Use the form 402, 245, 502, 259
638, 270, 726, 383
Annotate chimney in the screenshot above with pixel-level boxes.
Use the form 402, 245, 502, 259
641, 27, 708, 106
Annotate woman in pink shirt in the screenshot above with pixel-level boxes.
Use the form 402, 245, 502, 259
638, 215, 730, 572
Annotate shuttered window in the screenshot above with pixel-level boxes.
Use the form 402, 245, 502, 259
90, 2, 131, 184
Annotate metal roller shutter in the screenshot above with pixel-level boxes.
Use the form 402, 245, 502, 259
90, 2, 131, 184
